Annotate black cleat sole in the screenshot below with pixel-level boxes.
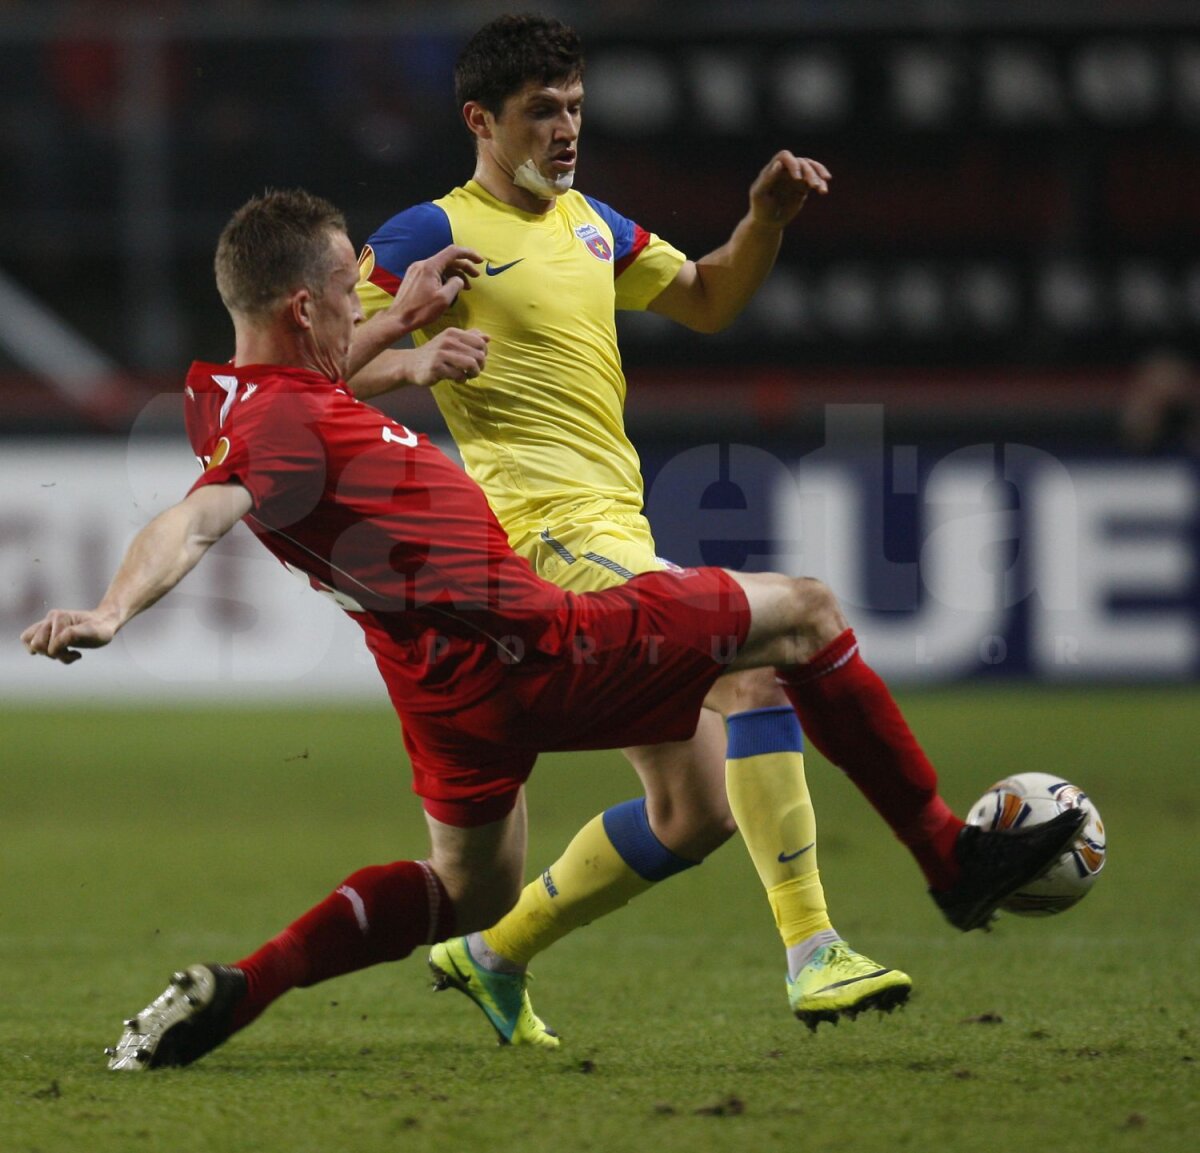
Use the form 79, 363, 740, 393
795, 983, 912, 1033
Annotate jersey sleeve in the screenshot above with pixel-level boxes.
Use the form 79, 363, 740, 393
356, 202, 454, 320
583, 194, 687, 312
189, 388, 329, 529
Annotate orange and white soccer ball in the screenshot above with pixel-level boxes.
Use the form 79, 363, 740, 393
967, 772, 1106, 916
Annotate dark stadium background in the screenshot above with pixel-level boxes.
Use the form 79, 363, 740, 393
1, 0, 1197, 686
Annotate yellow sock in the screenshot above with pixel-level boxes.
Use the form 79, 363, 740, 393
482, 800, 696, 967
725, 707, 835, 948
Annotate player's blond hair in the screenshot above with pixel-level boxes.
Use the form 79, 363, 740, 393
215, 189, 347, 318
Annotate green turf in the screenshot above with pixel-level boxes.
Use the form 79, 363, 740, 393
2, 688, 1197, 1152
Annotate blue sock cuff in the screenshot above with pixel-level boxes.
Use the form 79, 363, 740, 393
725, 706, 804, 759
602, 798, 698, 882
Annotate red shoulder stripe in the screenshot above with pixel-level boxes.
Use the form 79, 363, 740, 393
370, 264, 402, 295
614, 224, 651, 277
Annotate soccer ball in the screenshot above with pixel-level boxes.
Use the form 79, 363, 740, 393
966, 772, 1105, 916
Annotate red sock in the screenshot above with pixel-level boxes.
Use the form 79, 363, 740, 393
229, 860, 454, 1031
778, 629, 964, 890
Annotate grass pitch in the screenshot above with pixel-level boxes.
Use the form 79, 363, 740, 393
2, 688, 1197, 1152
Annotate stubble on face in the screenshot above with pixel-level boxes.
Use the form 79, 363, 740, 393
489, 80, 583, 201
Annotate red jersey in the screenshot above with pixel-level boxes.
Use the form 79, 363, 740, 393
184, 361, 572, 712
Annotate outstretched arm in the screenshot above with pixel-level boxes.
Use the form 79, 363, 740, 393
648, 151, 831, 334
20, 481, 253, 664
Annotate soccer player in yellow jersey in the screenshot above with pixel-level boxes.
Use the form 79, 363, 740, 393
351, 14, 914, 1043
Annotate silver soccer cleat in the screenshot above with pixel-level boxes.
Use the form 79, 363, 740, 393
106, 963, 246, 1071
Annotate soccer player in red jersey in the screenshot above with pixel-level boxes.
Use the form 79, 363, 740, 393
21, 190, 1083, 1070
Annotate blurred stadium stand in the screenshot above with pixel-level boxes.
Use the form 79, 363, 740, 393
1, 3, 1196, 691
0, 0, 1197, 435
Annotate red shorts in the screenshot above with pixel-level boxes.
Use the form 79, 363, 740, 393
380, 567, 751, 826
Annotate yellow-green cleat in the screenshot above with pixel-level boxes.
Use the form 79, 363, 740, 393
428, 937, 560, 1049
788, 941, 912, 1032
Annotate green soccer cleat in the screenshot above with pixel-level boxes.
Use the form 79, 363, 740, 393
787, 941, 912, 1032
428, 937, 560, 1049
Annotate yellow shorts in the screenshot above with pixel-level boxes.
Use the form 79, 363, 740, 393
511, 510, 670, 593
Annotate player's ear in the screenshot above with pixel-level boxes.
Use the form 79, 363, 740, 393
290, 287, 315, 332
463, 101, 492, 141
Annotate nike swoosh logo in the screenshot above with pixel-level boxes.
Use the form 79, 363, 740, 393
777, 842, 815, 862
485, 259, 524, 276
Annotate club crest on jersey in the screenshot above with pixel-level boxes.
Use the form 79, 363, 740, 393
574, 223, 613, 262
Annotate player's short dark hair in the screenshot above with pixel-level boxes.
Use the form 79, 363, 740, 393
455, 13, 584, 115
214, 188, 347, 317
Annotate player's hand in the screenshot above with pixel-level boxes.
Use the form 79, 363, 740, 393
749, 151, 831, 228
410, 327, 490, 387
389, 245, 484, 333
20, 609, 117, 664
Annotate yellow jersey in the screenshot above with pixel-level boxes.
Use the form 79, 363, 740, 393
357, 180, 686, 540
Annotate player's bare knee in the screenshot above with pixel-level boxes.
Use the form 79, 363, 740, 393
789, 575, 839, 624
784, 577, 845, 651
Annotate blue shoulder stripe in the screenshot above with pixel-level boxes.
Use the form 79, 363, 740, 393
582, 194, 637, 262
366, 202, 453, 281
